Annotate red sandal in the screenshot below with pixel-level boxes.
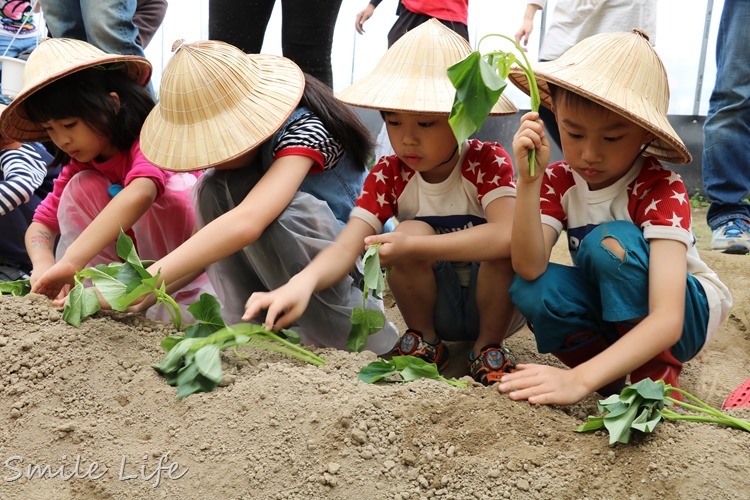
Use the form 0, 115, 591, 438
722, 377, 750, 410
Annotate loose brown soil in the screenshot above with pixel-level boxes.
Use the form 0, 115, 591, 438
1, 207, 748, 499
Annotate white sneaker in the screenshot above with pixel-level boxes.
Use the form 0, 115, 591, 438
711, 218, 750, 254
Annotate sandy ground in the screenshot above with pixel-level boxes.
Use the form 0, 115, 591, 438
0, 207, 748, 500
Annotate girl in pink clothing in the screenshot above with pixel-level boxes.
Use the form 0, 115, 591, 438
0, 37, 209, 321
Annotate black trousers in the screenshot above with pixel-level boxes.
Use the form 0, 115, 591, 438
208, 0, 343, 87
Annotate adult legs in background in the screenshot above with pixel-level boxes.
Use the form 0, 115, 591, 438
208, 0, 342, 87
280, 0, 342, 87
43, 0, 144, 57
207, 0, 273, 54
702, 0, 750, 254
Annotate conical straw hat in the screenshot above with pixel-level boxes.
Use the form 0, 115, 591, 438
0, 104, 14, 148
337, 18, 517, 115
141, 40, 305, 171
1, 37, 152, 142
508, 29, 691, 164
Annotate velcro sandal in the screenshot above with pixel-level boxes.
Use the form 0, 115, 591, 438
390, 329, 449, 370
469, 344, 516, 386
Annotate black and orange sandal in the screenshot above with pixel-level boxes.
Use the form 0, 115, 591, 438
390, 329, 449, 370
469, 344, 516, 386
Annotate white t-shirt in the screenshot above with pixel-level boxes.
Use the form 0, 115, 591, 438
529, 0, 657, 61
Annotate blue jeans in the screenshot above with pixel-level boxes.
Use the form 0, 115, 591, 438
509, 222, 710, 362
41, 0, 144, 57
702, 0, 750, 230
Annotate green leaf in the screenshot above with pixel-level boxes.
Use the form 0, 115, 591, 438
184, 293, 227, 338
357, 359, 398, 383
358, 355, 467, 387
447, 51, 506, 148
79, 267, 128, 310
631, 405, 663, 433
194, 344, 223, 383
362, 244, 385, 298
115, 229, 151, 279
0, 279, 30, 296
62, 284, 102, 328
575, 415, 606, 433
603, 399, 642, 444
347, 307, 386, 352
152, 338, 193, 375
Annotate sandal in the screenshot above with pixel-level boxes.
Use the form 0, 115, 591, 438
722, 377, 750, 410
390, 329, 449, 370
469, 344, 516, 386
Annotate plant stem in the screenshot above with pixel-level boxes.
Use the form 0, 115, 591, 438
478, 33, 541, 176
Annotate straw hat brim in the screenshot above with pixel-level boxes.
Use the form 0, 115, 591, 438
140, 54, 304, 172
1, 53, 151, 143
0, 104, 14, 148
337, 72, 518, 116
337, 19, 517, 116
508, 65, 692, 165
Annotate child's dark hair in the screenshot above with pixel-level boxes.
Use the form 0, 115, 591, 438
22, 65, 155, 167
548, 83, 605, 114
299, 73, 374, 170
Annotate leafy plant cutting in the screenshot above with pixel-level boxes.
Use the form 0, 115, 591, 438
576, 378, 750, 445
153, 318, 325, 399
346, 243, 387, 352
62, 230, 182, 329
448, 33, 541, 174
0, 279, 30, 296
358, 355, 467, 388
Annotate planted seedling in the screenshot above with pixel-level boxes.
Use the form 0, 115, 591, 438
448, 33, 541, 174
576, 378, 750, 445
0, 279, 30, 296
153, 321, 325, 399
63, 230, 182, 329
346, 243, 387, 352
359, 355, 467, 388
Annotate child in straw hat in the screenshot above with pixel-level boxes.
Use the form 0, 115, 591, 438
0, 104, 57, 282
499, 29, 733, 405
244, 19, 527, 385
0, 37, 212, 322
135, 39, 398, 354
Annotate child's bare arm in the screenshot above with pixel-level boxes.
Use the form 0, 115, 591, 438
60, 177, 157, 270
366, 196, 516, 265
512, 112, 555, 279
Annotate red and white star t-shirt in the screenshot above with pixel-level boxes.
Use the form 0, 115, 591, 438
351, 139, 516, 234
541, 155, 731, 344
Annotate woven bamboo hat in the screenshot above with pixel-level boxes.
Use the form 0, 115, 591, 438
0, 37, 152, 142
0, 105, 15, 148
508, 29, 691, 164
337, 18, 517, 115
141, 40, 305, 171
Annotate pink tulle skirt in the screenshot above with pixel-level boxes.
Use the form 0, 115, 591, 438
56, 170, 214, 323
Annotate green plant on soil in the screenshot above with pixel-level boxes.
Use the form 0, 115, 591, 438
448, 33, 541, 175
0, 279, 30, 296
346, 243, 387, 352
0, 230, 325, 398
576, 378, 750, 445
358, 355, 468, 388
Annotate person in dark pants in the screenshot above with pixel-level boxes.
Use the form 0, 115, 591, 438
208, 0, 343, 88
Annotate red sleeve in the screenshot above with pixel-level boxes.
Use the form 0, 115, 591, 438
354, 154, 410, 225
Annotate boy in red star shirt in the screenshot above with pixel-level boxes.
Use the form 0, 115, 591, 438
500, 30, 733, 405
243, 20, 526, 385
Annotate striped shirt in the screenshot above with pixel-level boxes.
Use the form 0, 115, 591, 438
0, 142, 51, 216
273, 112, 344, 173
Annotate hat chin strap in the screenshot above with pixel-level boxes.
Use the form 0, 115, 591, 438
435, 145, 459, 169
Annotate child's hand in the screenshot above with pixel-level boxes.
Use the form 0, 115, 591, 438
30, 260, 77, 301
512, 111, 551, 183
364, 232, 410, 268
243, 284, 312, 331
497, 363, 591, 405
